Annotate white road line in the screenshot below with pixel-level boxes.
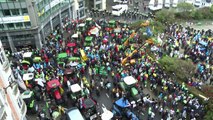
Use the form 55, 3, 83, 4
106, 93, 109, 98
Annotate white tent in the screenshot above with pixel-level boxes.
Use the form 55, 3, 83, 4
124, 76, 137, 85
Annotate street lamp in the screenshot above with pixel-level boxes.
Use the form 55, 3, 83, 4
3, 80, 16, 94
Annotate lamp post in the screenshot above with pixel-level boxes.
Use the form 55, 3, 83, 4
3, 76, 17, 94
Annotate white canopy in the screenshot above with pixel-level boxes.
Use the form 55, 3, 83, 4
21, 91, 33, 99
78, 23, 86, 27
23, 73, 34, 81
124, 76, 137, 85
70, 84, 82, 93
23, 52, 32, 58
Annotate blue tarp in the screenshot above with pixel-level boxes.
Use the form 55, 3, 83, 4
115, 98, 130, 108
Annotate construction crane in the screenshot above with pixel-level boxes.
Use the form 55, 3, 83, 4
121, 20, 154, 66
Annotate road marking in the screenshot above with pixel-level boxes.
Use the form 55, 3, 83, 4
106, 93, 109, 98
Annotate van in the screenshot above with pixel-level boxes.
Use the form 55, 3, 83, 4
66, 107, 85, 120
194, 0, 202, 7
165, 0, 171, 8
112, 4, 128, 16
172, 0, 178, 7
149, 0, 155, 9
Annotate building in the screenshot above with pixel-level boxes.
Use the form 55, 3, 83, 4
0, 40, 27, 120
0, 0, 86, 53
87, 0, 106, 11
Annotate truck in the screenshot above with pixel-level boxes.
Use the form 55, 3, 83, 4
172, 0, 178, 7
165, 0, 171, 8
112, 4, 128, 16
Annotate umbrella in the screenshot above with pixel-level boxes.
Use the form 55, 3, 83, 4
103, 39, 108, 44
104, 36, 109, 39
67, 43, 76, 47
90, 27, 99, 35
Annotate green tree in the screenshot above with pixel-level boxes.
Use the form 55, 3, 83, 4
211, 5, 213, 13
155, 9, 175, 24
158, 56, 195, 81
177, 2, 195, 12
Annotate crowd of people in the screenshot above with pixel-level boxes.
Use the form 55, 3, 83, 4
8, 15, 212, 120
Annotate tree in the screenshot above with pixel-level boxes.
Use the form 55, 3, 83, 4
177, 2, 195, 12
158, 56, 195, 81
211, 5, 213, 13
155, 9, 175, 24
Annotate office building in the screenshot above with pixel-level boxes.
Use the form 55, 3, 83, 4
0, 0, 86, 53
0, 40, 27, 120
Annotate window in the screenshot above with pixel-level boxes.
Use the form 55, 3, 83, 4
79, 1, 84, 8
24, 22, 31, 28
17, 98, 23, 109
11, 9, 20, 16
96, 4, 101, 9
2, 10, 10, 16
22, 8, 28, 15
0, 24, 4, 30
7, 23, 14, 29
15, 23, 23, 28
79, 10, 84, 17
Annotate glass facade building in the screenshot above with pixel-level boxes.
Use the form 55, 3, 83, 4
0, 0, 86, 52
